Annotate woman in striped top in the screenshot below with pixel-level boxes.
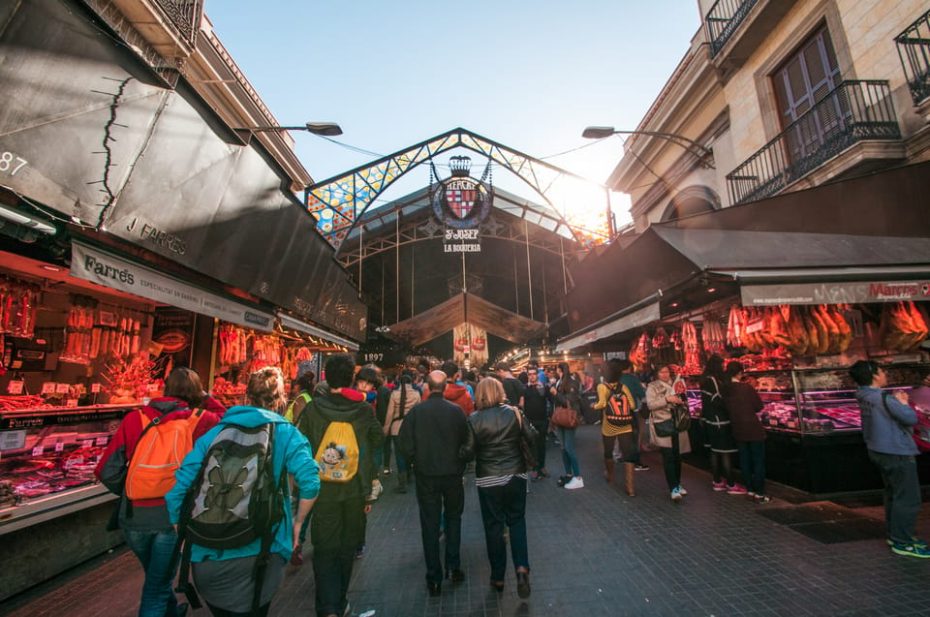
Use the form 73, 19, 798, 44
466, 377, 537, 598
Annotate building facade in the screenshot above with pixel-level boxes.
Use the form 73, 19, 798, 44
610, 0, 930, 231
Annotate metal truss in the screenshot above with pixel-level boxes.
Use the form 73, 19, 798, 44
335, 208, 581, 269
305, 127, 610, 250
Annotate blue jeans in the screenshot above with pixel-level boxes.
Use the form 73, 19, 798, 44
557, 427, 580, 477
738, 440, 766, 495
123, 528, 180, 617
477, 477, 529, 581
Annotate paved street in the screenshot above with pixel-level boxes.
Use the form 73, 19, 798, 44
4, 426, 929, 617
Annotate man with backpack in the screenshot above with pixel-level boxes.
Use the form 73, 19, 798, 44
166, 366, 320, 616
297, 354, 384, 617
95, 367, 222, 617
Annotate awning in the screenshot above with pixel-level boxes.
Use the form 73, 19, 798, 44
276, 312, 359, 351
556, 298, 660, 352
388, 293, 547, 347
71, 242, 274, 331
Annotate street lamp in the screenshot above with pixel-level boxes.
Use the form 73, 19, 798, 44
233, 121, 343, 144
582, 125, 714, 169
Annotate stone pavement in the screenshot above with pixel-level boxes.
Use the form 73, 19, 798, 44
4, 426, 930, 617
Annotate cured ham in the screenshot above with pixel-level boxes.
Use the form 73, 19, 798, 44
785, 306, 810, 356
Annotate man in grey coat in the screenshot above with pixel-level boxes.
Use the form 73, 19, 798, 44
850, 360, 928, 558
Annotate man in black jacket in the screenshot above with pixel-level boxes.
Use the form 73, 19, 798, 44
521, 368, 551, 479
397, 370, 472, 596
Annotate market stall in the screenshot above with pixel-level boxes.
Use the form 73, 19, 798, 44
559, 224, 930, 494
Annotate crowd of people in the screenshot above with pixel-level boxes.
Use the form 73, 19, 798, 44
92, 352, 930, 617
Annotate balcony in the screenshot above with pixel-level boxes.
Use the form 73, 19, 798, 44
896, 8, 930, 104
726, 80, 903, 205
705, 0, 797, 75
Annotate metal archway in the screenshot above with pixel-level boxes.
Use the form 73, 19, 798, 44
305, 127, 612, 250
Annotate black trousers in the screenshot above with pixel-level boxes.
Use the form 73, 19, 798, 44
415, 473, 465, 584
477, 476, 529, 582
869, 450, 922, 543
660, 432, 682, 490
602, 430, 637, 463
531, 421, 548, 471
310, 496, 366, 617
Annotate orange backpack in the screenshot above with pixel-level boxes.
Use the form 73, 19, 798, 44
126, 409, 203, 500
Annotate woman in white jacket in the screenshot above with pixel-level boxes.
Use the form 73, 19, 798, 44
646, 364, 692, 502
384, 371, 420, 492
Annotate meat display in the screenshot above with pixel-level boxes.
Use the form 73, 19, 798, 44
680, 321, 702, 376
702, 317, 726, 356
218, 324, 248, 366
0, 278, 39, 339
59, 296, 147, 365
880, 301, 929, 352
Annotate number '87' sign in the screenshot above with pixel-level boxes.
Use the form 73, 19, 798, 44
0, 151, 28, 176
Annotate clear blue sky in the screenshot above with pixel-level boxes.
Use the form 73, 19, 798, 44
204, 1, 701, 225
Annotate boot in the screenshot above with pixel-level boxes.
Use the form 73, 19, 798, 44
396, 471, 408, 493
623, 462, 635, 497
604, 459, 615, 484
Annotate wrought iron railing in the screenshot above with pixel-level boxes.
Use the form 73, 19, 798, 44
896, 8, 930, 104
726, 80, 900, 205
706, 0, 759, 57
152, 0, 203, 44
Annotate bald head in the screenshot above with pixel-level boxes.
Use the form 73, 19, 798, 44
427, 370, 447, 393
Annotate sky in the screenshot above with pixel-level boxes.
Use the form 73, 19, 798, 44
204, 1, 702, 230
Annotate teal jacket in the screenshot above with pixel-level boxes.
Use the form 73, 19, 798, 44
165, 405, 320, 562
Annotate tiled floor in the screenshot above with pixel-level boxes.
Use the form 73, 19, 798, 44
4, 426, 930, 617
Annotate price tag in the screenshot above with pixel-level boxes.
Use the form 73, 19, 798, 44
95, 436, 108, 447
7, 381, 24, 395
41, 382, 56, 395
91, 383, 102, 393
32, 444, 44, 456
83, 439, 93, 448
66, 399, 79, 408
146, 383, 160, 392
56, 383, 71, 394
0, 431, 26, 450
55, 441, 65, 453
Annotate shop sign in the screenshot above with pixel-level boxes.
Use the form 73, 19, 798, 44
742, 280, 930, 306
432, 156, 492, 254
71, 243, 274, 331
603, 352, 627, 360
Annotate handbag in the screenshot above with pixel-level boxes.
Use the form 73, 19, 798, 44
551, 405, 580, 429
510, 407, 538, 469
654, 404, 690, 437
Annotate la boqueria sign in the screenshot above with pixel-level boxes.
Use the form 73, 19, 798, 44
742, 280, 930, 306
71, 243, 274, 331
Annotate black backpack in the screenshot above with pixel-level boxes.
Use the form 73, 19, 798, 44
174, 423, 288, 612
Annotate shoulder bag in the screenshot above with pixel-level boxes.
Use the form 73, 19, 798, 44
551, 405, 580, 429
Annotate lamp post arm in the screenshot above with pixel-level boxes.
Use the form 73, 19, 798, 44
609, 130, 713, 165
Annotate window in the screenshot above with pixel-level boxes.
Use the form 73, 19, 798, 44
772, 27, 847, 162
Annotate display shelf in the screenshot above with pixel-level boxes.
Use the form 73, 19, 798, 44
0, 403, 137, 526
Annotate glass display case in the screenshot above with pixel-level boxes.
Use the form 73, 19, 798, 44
0, 404, 137, 531
684, 364, 928, 437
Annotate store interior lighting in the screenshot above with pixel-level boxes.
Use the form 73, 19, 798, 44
0, 204, 56, 236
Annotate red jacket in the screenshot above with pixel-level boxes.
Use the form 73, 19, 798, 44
94, 397, 220, 507
444, 383, 475, 415
201, 395, 227, 417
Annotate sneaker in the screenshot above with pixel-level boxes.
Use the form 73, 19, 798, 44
557, 475, 572, 487
368, 479, 383, 501
747, 491, 757, 498
677, 485, 688, 496
564, 476, 585, 490
753, 494, 771, 504
634, 463, 650, 471
712, 480, 727, 492
891, 541, 930, 559
726, 483, 748, 495
355, 545, 366, 559
382, 467, 392, 475
670, 487, 683, 502
887, 537, 929, 548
